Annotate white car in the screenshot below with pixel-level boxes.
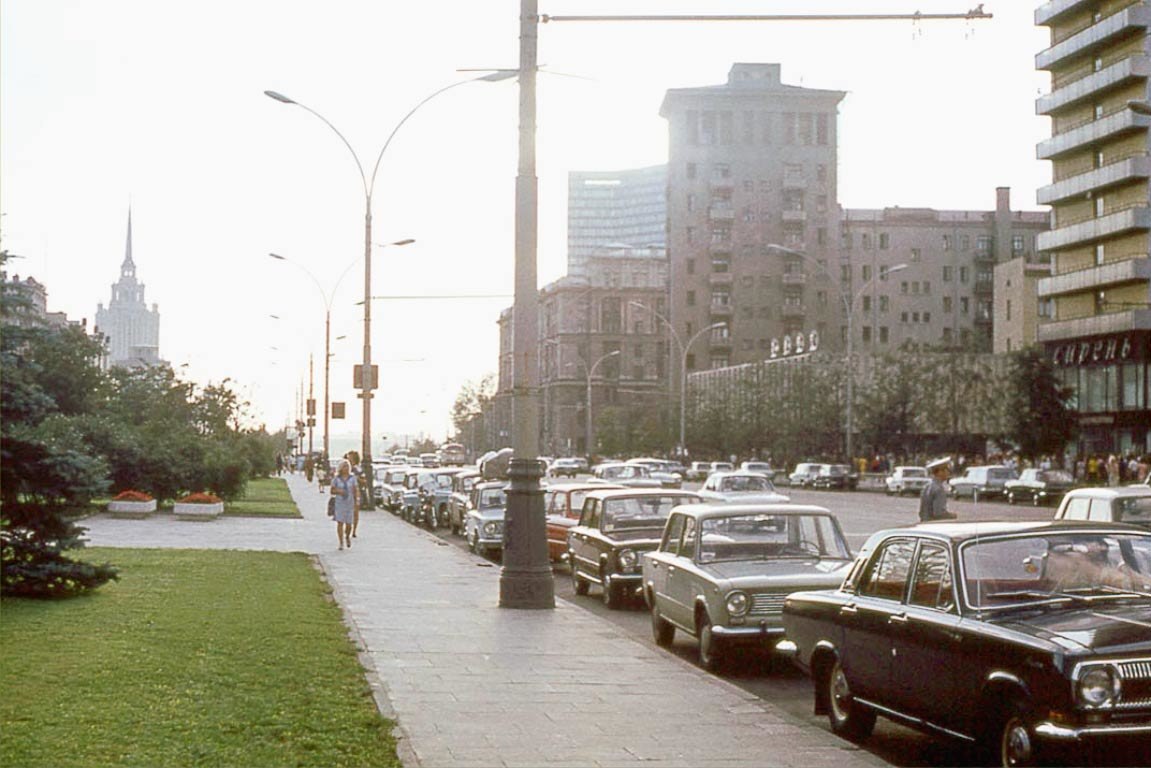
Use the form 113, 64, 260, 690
698, 471, 790, 504
884, 466, 930, 496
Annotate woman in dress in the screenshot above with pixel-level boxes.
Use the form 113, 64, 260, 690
331, 459, 359, 550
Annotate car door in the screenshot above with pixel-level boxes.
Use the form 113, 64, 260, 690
888, 541, 962, 725
837, 537, 916, 703
647, 513, 686, 622
662, 515, 699, 629
569, 499, 599, 579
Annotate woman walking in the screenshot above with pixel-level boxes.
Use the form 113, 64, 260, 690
331, 459, 359, 550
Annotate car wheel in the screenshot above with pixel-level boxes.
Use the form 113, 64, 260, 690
979, 699, 1040, 768
1006, 492, 1015, 505
601, 572, 622, 609
651, 603, 675, 647
826, 657, 876, 740
697, 612, 724, 672
570, 563, 589, 596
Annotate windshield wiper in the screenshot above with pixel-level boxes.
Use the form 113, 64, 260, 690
983, 589, 1075, 604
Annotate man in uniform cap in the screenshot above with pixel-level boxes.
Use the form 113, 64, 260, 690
919, 457, 956, 522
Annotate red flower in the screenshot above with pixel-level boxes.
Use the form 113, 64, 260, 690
112, 490, 154, 502
177, 492, 223, 504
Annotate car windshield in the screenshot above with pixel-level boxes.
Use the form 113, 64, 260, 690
478, 488, 507, 509
902, 468, 927, 478
602, 496, 683, 532
1118, 497, 1151, 526
962, 532, 1151, 609
719, 476, 775, 493
699, 514, 850, 562
1038, 470, 1073, 484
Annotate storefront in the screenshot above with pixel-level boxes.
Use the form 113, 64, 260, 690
1049, 331, 1151, 458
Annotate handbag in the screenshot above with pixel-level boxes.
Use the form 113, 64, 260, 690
327, 496, 336, 517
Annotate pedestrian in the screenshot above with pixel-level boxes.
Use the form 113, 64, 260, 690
919, 457, 956, 522
304, 454, 315, 483
275, 454, 284, 476
1107, 454, 1121, 487
344, 450, 363, 538
330, 459, 359, 550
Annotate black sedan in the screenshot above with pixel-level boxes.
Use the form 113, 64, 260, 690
783, 520, 1151, 766
1005, 468, 1077, 506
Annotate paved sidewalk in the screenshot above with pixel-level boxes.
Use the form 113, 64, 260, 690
83, 475, 885, 768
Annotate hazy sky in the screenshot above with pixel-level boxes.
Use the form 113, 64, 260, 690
1, 1, 1049, 449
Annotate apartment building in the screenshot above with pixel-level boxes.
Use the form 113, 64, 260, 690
567, 166, 667, 281
1034, 0, 1151, 456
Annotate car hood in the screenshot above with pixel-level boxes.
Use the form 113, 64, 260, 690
702, 558, 852, 587
603, 529, 664, 545
989, 602, 1151, 654
471, 508, 506, 520
703, 491, 791, 504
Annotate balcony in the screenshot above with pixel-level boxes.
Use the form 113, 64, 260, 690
1036, 0, 1098, 26
1036, 4, 1151, 72
1038, 256, 1151, 297
1037, 308, 1151, 342
781, 209, 807, 223
780, 303, 806, 318
708, 271, 734, 286
1037, 55, 1151, 116
1038, 155, 1151, 205
709, 332, 733, 348
709, 300, 734, 315
1037, 106, 1151, 160
782, 170, 807, 189
708, 205, 735, 222
709, 242, 734, 255
709, 176, 735, 191
1037, 205, 1151, 251
781, 272, 807, 286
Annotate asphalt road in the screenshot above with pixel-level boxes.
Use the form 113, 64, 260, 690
421, 484, 1057, 767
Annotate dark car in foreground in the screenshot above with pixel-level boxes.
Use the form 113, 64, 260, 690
642, 504, 852, 671
1005, 468, 1077, 506
568, 488, 701, 608
783, 520, 1151, 766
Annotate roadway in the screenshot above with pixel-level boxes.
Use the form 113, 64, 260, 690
423, 484, 1055, 767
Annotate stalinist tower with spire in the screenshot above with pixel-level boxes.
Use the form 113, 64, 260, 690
94, 210, 162, 368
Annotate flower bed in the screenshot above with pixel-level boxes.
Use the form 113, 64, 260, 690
107, 490, 157, 519
173, 492, 224, 521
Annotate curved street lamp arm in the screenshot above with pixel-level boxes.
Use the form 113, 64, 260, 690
269, 252, 333, 311
588, 349, 621, 378
628, 301, 684, 354
265, 93, 369, 197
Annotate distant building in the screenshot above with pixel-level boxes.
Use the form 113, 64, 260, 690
94, 211, 163, 369
994, 253, 1053, 354
0, 272, 74, 330
568, 166, 666, 281
1034, 0, 1151, 457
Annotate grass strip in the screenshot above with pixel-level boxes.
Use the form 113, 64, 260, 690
225, 477, 300, 518
0, 549, 399, 768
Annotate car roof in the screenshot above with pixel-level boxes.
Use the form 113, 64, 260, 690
708, 471, 775, 481
584, 488, 701, 502
674, 502, 831, 519
546, 482, 622, 492
895, 466, 926, 471
1061, 485, 1151, 499
874, 519, 1151, 545
474, 480, 508, 490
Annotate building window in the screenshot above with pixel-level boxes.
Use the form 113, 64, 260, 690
862, 265, 872, 281
912, 282, 920, 295
943, 265, 953, 282
685, 353, 695, 370
817, 227, 827, 245
943, 327, 953, 343
880, 296, 889, 312
686, 290, 696, 307
713, 163, 731, 180
816, 113, 829, 145
862, 296, 872, 312
862, 233, 872, 250
1096, 244, 1105, 265
798, 112, 813, 145
943, 234, 953, 251
924, 312, 931, 323
1006, 300, 1012, 322
911, 248, 921, 262
841, 231, 853, 250
960, 235, 970, 251
900, 282, 909, 294
700, 110, 716, 145
686, 259, 695, 275
879, 233, 889, 250
817, 164, 828, 183
1012, 235, 1024, 253
879, 326, 889, 343
900, 312, 908, 323
686, 226, 695, 245
923, 281, 930, 294
912, 312, 920, 323
686, 193, 696, 212
960, 297, 969, 315
783, 112, 796, 144
943, 296, 953, 313
976, 235, 992, 254
742, 110, 755, 144
862, 326, 872, 343
686, 162, 697, 180
960, 267, 969, 283
1038, 298, 1053, 318
719, 111, 734, 144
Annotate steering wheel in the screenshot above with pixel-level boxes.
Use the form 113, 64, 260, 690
782, 540, 821, 556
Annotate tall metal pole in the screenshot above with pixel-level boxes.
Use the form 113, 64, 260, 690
680, 322, 726, 457
583, 350, 619, 458
307, 354, 315, 457
501, 0, 553, 609
362, 199, 374, 502
324, 308, 332, 461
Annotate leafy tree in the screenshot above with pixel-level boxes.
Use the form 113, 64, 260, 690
451, 374, 495, 436
1004, 347, 1076, 461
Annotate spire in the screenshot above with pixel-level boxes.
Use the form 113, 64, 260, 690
121, 208, 136, 279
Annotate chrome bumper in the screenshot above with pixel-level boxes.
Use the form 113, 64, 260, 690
1035, 720, 1151, 741
711, 624, 786, 640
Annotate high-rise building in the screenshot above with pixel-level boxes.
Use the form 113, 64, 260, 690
1034, 0, 1151, 456
567, 166, 667, 280
661, 63, 845, 377
94, 211, 162, 369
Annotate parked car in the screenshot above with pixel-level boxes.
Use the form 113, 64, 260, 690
739, 461, 776, 479
686, 462, 713, 482
811, 463, 858, 491
544, 482, 621, 563
783, 520, 1151, 766
568, 488, 702, 608
447, 470, 482, 536
425, 467, 468, 529
549, 457, 584, 478
464, 481, 509, 558
1053, 485, 1151, 528
627, 458, 684, 489
643, 504, 852, 671
788, 462, 821, 488
1005, 468, 1077, 506
884, 466, 930, 497
401, 468, 438, 524
375, 466, 410, 511
590, 462, 662, 488
419, 452, 440, 468
698, 471, 790, 505
948, 464, 1018, 502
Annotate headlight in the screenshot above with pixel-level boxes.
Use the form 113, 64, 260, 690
483, 521, 499, 536
1077, 666, 1119, 708
726, 591, 749, 617
617, 548, 638, 572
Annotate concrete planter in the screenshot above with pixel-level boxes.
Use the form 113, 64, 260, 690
107, 499, 157, 519
173, 501, 224, 521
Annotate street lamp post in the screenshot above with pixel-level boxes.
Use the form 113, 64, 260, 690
629, 301, 724, 457
767, 244, 907, 462
582, 350, 620, 458
265, 71, 512, 508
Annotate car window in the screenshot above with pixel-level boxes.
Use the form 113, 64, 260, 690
857, 538, 915, 601
903, 468, 926, 478
682, 517, 698, 555
479, 488, 506, 509
545, 491, 559, 514
1061, 496, 1090, 520
1118, 497, 1151, 525
1088, 499, 1113, 521
661, 513, 686, 555
602, 496, 681, 532
580, 499, 599, 528
909, 543, 955, 612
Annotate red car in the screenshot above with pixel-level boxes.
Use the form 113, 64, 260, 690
544, 482, 621, 562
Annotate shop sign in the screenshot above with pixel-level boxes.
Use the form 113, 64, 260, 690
1052, 335, 1134, 368
769, 330, 820, 359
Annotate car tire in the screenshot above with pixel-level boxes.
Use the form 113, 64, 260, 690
601, 572, 622, 609
978, 698, 1040, 768
697, 612, 724, 672
571, 564, 589, 596
826, 657, 876, 741
651, 604, 675, 647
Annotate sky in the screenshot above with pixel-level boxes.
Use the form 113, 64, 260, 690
1, 1, 1051, 451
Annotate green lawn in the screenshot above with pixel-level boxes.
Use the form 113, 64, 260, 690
225, 477, 300, 518
0, 549, 399, 768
